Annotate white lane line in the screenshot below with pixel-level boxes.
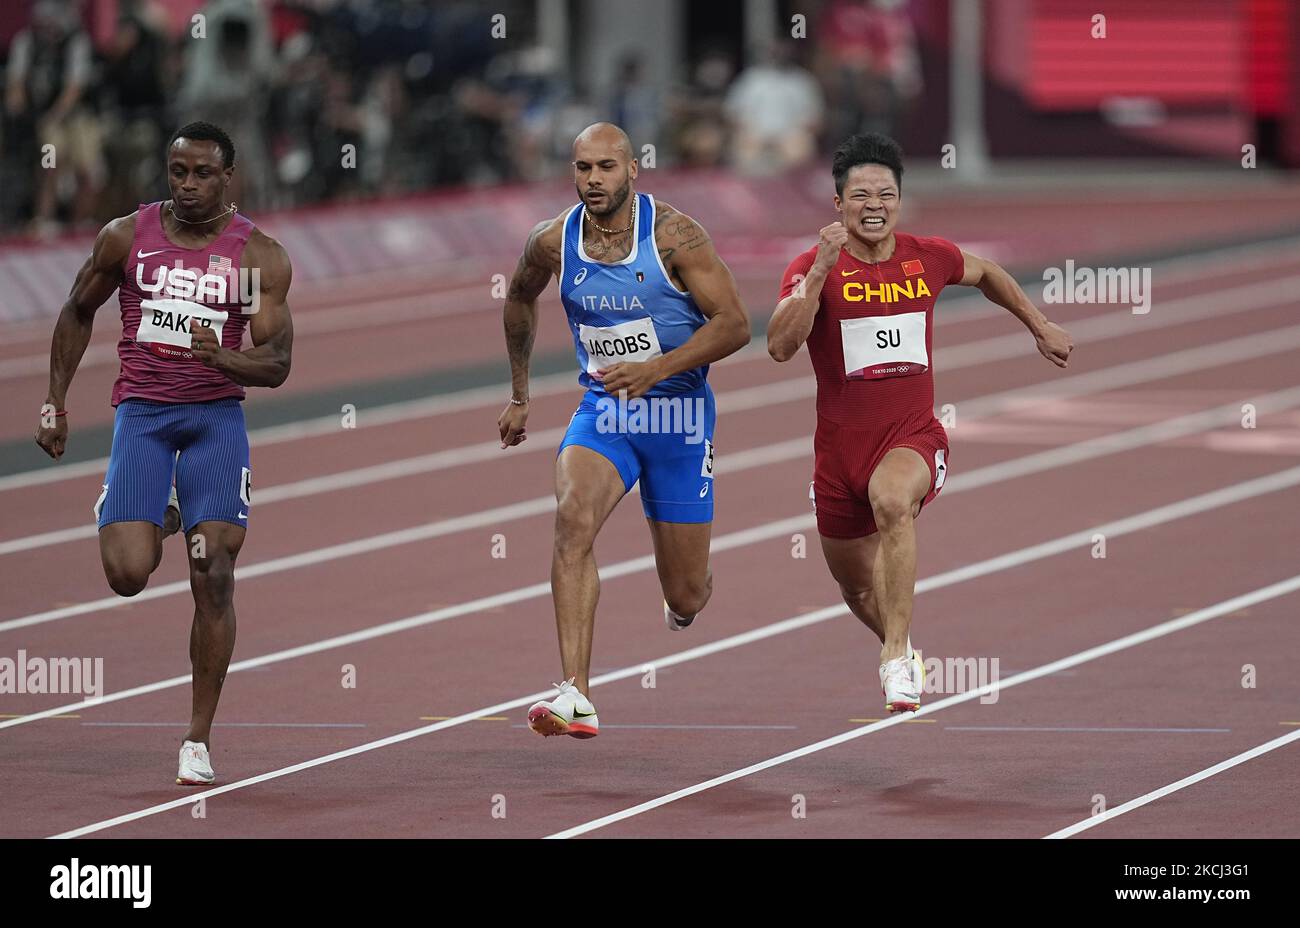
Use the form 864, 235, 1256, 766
951, 317, 1300, 420
5, 248, 1298, 496
44, 466, 1300, 837
0, 434, 806, 632
6, 281, 1300, 554
1044, 729, 1300, 838
0, 340, 763, 495
546, 573, 1300, 839
6, 230, 1297, 350
4, 381, 1299, 637
5, 231, 1292, 358
0, 272, 578, 378
945, 726, 1231, 733
0, 368, 589, 493
78, 721, 368, 729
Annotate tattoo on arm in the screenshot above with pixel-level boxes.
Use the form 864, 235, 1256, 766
506, 253, 551, 303
505, 311, 535, 367
657, 207, 711, 265
504, 223, 555, 374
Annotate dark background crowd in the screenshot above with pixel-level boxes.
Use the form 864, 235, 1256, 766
0, 0, 926, 239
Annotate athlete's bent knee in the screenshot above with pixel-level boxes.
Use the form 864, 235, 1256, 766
665, 573, 712, 619
191, 554, 235, 608
869, 489, 915, 530
553, 503, 599, 557
839, 583, 875, 611
105, 563, 150, 597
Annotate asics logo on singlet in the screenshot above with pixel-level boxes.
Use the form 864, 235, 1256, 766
842, 278, 932, 303
573, 267, 588, 285
136, 264, 229, 303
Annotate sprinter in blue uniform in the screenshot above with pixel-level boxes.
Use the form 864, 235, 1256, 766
499, 123, 751, 738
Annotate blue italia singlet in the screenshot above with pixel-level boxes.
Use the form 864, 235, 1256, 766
559, 192, 708, 397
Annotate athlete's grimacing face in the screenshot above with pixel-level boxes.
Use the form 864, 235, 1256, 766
166, 139, 233, 221
573, 140, 636, 219
835, 163, 901, 246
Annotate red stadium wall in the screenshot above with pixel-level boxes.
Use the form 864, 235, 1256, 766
979, 0, 1293, 160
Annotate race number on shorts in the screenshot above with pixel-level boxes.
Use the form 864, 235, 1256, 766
579, 317, 663, 374
840, 311, 928, 380
701, 439, 714, 479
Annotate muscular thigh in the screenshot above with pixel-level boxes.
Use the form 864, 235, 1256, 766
820, 532, 882, 593
99, 520, 163, 577
647, 519, 712, 590
554, 445, 628, 541
867, 446, 933, 519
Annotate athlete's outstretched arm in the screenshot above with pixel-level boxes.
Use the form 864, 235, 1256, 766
958, 250, 1074, 368
768, 221, 847, 362
35, 217, 132, 459
499, 218, 561, 447
600, 205, 750, 398
192, 231, 293, 387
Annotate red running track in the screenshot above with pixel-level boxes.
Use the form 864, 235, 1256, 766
0, 232, 1298, 839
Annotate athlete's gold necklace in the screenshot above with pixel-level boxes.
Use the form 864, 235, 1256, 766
169, 201, 237, 225
585, 195, 635, 236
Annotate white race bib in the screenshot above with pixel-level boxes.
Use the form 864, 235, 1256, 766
840, 311, 928, 380
137, 298, 229, 360
579, 317, 662, 374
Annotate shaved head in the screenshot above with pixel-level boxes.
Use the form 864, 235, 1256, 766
572, 122, 637, 219
572, 122, 633, 163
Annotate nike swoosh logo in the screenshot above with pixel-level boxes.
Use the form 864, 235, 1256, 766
841, 269, 861, 277
573, 708, 596, 718
238, 512, 248, 519
137, 249, 166, 259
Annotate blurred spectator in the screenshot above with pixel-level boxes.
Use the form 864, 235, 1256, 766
608, 52, 658, 157
176, 0, 277, 209
99, 1, 173, 219
666, 48, 735, 169
357, 64, 409, 195
488, 45, 564, 182
416, 76, 510, 187
816, 0, 922, 142
724, 41, 823, 176
4, 0, 104, 237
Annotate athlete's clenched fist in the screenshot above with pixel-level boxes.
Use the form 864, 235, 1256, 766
189, 322, 223, 367
812, 222, 849, 271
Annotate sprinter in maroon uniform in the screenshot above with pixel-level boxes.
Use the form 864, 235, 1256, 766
34, 122, 294, 785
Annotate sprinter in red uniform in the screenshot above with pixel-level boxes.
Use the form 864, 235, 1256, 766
769, 134, 1073, 713
34, 122, 294, 785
